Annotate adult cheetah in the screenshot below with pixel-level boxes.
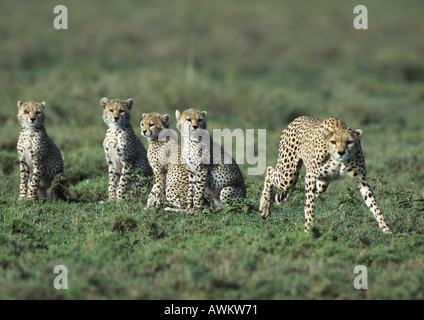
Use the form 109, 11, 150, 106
176, 108, 246, 213
140, 112, 189, 211
17, 101, 66, 200
101, 97, 152, 201
259, 116, 390, 233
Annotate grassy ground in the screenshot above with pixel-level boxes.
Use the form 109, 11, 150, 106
0, 0, 424, 299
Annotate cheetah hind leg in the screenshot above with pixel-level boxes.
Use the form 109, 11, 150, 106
205, 188, 224, 210
134, 173, 151, 194
273, 160, 302, 205
219, 186, 246, 207
38, 186, 49, 200
164, 188, 187, 212
50, 173, 67, 200
273, 180, 296, 204
259, 166, 275, 219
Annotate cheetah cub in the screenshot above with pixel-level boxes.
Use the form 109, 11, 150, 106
259, 116, 390, 233
176, 108, 246, 213
17, 101, 66, 200
140, 112, 189, 211
101, 98, 152, 201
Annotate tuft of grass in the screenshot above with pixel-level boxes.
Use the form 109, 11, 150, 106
112, 214, 138, 235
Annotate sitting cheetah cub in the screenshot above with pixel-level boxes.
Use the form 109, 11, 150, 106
17, 101, 66, 200
259, 116, 390, 233
140, 112, 189, 211
176, 108, 246, 213
101, 98, 153, 201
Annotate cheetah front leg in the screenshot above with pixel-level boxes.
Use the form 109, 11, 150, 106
185, 171, 196, 210
355, 176, 390, 233
191, 165, 207, 213
28, 166, 42, 200
304, 171, 318, 232
116, 164, 133, 200
108, 164, 119, 201
19, 161, 30, 200
147, 171, 166, 209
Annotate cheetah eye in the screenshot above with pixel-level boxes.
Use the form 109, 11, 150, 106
198, 119, 203, 122
36, 111, 41, 115
149, 123, 154, 127
330, 141, 337, 145
109, 109, 113, 112
24, 110, 29, 114
347, 141, 354, 145
119, 110, 125, 113
187, 118, 191, 122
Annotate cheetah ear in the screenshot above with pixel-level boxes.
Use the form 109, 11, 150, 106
141, 113, 147, 119
175, 110, 182, 121
162, 114, 170, 128
201, 111, 207, 118
354, 129, 363, 138
17, 101, 23, 108
126, 99, 133, 110
100, 97, 108, 108
41, 101, 46, 108
322, 129, 330, 140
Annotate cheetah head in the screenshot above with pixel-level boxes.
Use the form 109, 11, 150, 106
100, 97, 133, 128
175, 108, 207, 133
17, 101, 45, 129
322, 127, 362, 162
140, 112, 171, 141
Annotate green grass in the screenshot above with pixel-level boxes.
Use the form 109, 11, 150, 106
1, 0, 424, 299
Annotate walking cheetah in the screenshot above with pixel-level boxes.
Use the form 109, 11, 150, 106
176, 108, 246, 212
101, 97, 152, 201
259, 116, 390, 233
140, 112, 189, 211
17, 101, 66, 200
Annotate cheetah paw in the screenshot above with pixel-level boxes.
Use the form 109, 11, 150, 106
187, 207, 201, 215
259, 198, 271, 219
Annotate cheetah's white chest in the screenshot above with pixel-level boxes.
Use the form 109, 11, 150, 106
19, 133, 37, 171
181, 141, 202, 173
104, 130, 125, 171
318, 159, 345, 182
110, 144, 122, 166
22, 149, 34, 173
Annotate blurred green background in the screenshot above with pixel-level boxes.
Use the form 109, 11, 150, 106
0, 0, 424, 299
1, 0, 423, 189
